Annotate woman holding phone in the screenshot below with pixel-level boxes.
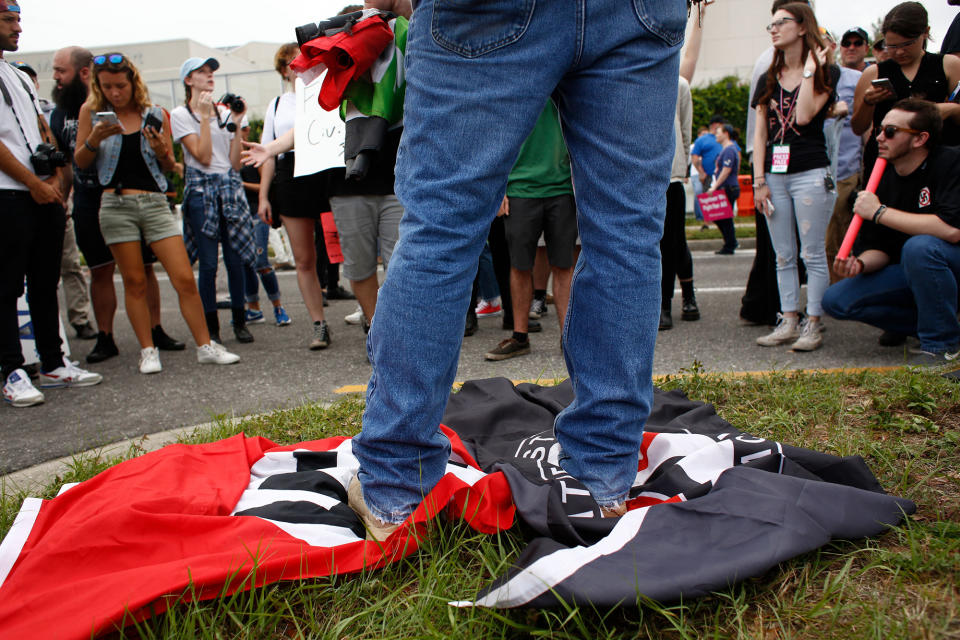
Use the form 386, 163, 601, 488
851, 2, 960, 175
74, 53, 239, 373
170, 57, 259, 346
751, 3, 838, 352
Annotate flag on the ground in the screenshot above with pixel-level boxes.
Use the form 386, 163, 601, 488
0, 379, 913, 637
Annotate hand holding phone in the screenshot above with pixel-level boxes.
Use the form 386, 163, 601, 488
870, 78, 895, 92
144, 113, 163, 133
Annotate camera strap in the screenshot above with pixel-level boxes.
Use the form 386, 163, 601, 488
0, 62, 41, 155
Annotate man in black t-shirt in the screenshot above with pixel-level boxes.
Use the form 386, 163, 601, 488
823, 99, 960, 364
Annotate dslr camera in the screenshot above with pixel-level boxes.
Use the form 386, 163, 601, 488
30, 143, 69, 176
219, 93, 246, 114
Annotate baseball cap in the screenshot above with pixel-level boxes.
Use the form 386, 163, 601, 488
11, 61, 36, 78
179, 57, 219, 82
709, 115, 725, 125
842, 27, 869, 43
0, 1, 21, 13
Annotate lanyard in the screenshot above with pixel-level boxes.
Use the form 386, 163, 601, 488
774, 84, 799, 145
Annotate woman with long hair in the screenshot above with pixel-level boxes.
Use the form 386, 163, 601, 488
170, 57, 259, 346
250, 43, 331, 350
851, 1, 960, 175
706, 123, 741, 255
751, 2, 838, 352
74, 53, 239, 373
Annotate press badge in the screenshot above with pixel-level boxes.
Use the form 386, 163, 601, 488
771, 144, 790, 173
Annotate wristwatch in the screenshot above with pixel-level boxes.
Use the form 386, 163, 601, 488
802, 69, 814, 79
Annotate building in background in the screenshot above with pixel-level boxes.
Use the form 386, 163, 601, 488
684, 0, 774, 87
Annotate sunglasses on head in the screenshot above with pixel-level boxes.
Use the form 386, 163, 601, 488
841, 39, 864, 47
93, 53, 126, 68
880, 124, 922, 138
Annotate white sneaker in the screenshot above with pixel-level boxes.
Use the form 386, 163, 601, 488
3, 369, 44, 407
139, 347, 162, 374
756, 314, 801, 347
197, 341, 240, 365
791, 319, 823, 352
345, 305, 364, 325
38, 357, 103, 388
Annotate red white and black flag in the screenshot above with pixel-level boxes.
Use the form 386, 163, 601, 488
0, 378, 913, 637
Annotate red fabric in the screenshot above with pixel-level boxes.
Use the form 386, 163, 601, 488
320, 210, 343, 264
0, 431, 515, 639
290, 16, 394, 111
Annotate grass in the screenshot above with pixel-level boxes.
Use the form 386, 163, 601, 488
686, 217, 758, 241
2, 367, 959, 639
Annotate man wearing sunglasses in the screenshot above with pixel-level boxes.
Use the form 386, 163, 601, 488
840, 27, 870, 72
823, 99, 960, 365
0, 0, 103, 407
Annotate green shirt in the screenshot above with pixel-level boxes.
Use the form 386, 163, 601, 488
506, 101, 573, 198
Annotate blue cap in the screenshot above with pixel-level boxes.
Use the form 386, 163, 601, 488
179, 57, 219, 82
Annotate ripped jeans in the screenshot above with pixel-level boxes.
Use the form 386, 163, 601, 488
765, 167, 835, 317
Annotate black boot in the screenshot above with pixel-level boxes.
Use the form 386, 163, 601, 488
464, 310, 478, 337
659, 307, 673, 331
205, 311, 222, 344
86, 331, 119, 363
152, 325, 186, 350
232, 307, 254, 343
681, 296, 700, 321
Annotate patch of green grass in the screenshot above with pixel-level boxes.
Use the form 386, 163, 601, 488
2, 368, 958, 638
686, 219, 757, 241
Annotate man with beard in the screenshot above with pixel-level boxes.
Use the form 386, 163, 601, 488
50, 46, 183, 363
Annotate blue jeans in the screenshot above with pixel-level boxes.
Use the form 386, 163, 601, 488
692, 175, 705, 221
353, 0, 685, 522
822, 235, 960, 353
184, 192, 246, 313
244, 219, 281, 304
477, 242, 499, 301
765, 167, 835, 317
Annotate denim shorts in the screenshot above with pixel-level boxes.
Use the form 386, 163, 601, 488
99, 192, 180, 247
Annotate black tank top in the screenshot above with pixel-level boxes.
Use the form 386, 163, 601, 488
105, 131, 160, 192
864, 53, 953, 174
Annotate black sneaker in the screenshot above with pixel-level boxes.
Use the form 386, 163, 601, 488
326, 285, 356, 300
310, 321, 331, 350
86, 331, 119, 363
681, 297, 700, 321
878, 330, 907, 347
529, 298, 548, 319
72, 322, 97, 340
658, 308, 673, 330
152, 326, 186, 351
464, 313, 478, 337
484, 338, 530, 361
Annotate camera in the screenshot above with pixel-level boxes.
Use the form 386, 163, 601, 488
30, 143, 69, 176
219, 93, 246, 114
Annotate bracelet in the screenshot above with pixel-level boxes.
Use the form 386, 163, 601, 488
753, 181, 766, 189
872, 204, 888, 224
83, 140, 98, 153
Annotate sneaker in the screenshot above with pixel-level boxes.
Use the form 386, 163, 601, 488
681, 297, 700, 321
790, 319, 823, 352
86, 331, 119, 363
38, 357, 103, 388
714, 247, 735, 255
908, 347, 960, 368
245, 309, 266, 325
72, 322, 97, 340
326, 285, 356, 301
348, 475, 400, 542
345, 305, 364, 325
138, 347, 162, 374
475, 299, 503, 317
274, 306, 292, 326
484, 337, 530, 361
529, 298, 548, 319
3, 369, 44, 407
152, 326, 186, 351
196, 341, 240, 365
756, 314, 801, 347
310, 321, 331, 350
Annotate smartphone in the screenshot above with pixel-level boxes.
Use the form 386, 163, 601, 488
94, 111, 120, 126
871, 78, 895, 92
144, 113, 163, 132
765, 198, 776, 214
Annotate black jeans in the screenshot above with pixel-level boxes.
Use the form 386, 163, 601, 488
660, 181, 693, 304
0, 190, 66, 379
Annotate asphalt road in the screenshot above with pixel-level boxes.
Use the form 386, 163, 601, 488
0, 238, 918, 474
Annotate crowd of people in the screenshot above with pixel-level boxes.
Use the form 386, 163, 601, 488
2, 0, 960, 539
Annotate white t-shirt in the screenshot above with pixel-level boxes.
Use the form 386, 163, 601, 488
0, 61, 47, 190
170, 103, 249, 174
260, 92, 296, 147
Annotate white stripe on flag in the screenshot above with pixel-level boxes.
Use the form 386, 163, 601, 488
450, 506, 651, 608
0, 497, 42, 589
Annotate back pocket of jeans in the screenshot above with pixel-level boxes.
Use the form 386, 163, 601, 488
431, 0, 535, 58
632, 0, 687, 48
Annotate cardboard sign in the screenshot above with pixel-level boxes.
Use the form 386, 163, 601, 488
294, 74, 346, 178
697, 191, 734, 222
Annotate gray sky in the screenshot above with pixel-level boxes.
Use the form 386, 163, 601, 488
12, 0, 959, 54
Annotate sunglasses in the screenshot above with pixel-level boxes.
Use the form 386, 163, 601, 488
93, 53, 126, 68
879, 124, 923, 138
840, 39, 864, 48
766, 16, 798, 32
884, 38, 918, 51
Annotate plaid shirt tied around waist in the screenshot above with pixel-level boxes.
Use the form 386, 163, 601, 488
183, 168, 256, 267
